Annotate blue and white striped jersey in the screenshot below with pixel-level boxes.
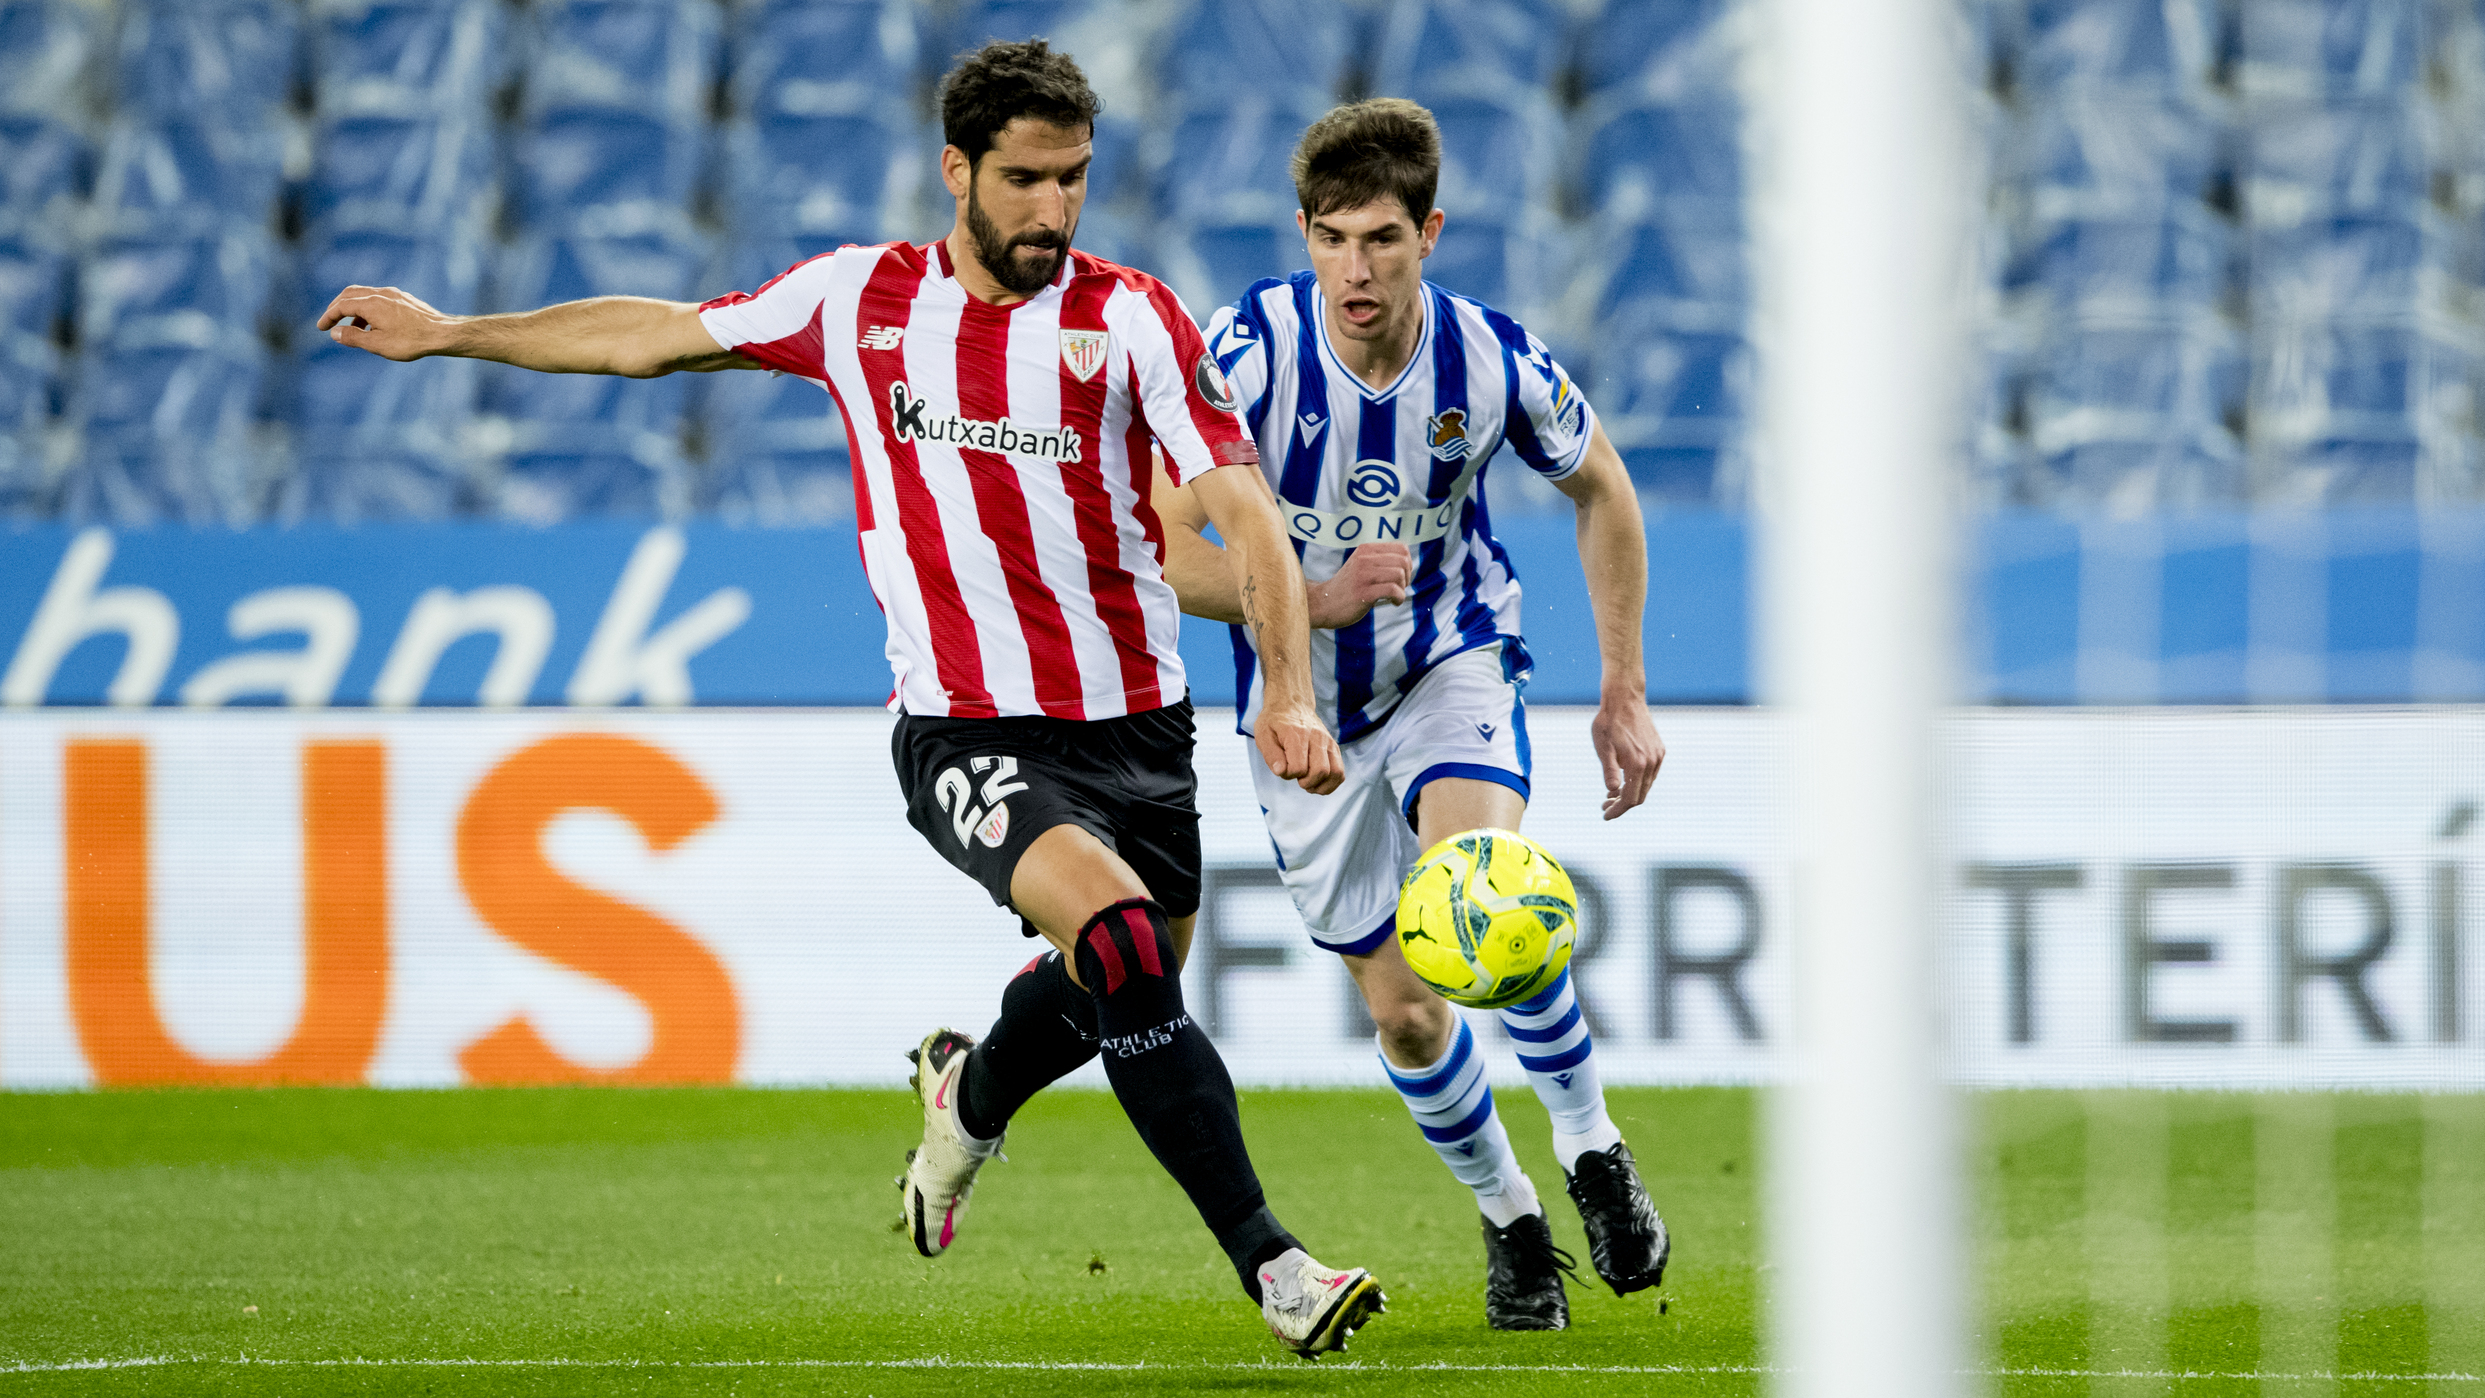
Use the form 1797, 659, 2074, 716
1205, 271, 1596, 741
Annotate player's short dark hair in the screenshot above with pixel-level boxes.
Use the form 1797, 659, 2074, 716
1290, 98, 1441, 227
938, 39, 1101, 169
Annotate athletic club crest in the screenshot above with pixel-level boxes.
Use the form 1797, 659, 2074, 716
1426, 408, 1473, 461
1059, 329, 1108, 382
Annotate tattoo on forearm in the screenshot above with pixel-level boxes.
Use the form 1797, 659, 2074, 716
1240, 575, 1263, 644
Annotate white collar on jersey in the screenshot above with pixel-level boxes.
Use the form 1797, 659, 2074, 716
1311, 281, 1436, 403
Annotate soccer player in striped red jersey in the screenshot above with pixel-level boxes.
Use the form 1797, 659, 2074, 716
316, 41, 1385, 1359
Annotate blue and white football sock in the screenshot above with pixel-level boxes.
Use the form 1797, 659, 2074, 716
1381, 1017, 1541, 1227
1502, 969, 1626, 1172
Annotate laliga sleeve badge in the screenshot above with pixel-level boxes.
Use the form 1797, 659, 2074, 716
1060, 329, 1108, 382
1195, 353, 1239, 412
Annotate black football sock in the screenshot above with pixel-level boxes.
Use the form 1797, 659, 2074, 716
1074, 898, 1303, 1302
958, 949, 1099, 1141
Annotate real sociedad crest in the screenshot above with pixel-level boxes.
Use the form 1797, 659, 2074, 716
1059, 329, 1108, 383
1426, 408, 1473, 461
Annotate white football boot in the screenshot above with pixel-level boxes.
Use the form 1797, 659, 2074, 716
1258, 1247, 1386, 1360
897, 1027, 1002, 1258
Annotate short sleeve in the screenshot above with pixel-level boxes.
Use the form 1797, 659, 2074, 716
1117, 279, 1261, 487
1507, 331, 1596, 479
697, 250, 842, 379
1203, 298, 1272, 432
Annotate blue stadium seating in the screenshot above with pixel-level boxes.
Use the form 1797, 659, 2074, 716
722, 111, 918, 246
2002, 214, 2236, 318
1576, 100, 1742, 221
2238, 0, 2424, 101
1575, 0, 1734, 101
1162, 0, 1352, 117
87, 120, 286, 238
2005, 95, 2225, 219
0, 237, 60, 515
511, 110, 707, 238
945, 0, 1097, 61
1583, 215, 1746, 331
2249, 324, 2471, 504
0, 235, 62, 344
77, 232, 277, 354
1585, 328, 1747, 503
0, 116, 84, 239
521, 0, 722, 125
65, 344, 270, 525
1157, 219, 1310, 322
1156, 99, 1303, 225
2023, 321, 2248, 509
482, 231, 704, 521
2245, 100, 2431, 217
112, 0, 302, 130
1427, 88, 1560, 218
278, 231, 488, 523
2249, 214, 2446, 323
2021, 0, 2223, 99
697, 347, 850, 526
302, 111, 498, 235
1372, 0, 1571, 93
311, 0, 509, 118
0, 0, 99, 119
1426, 216, 1569, 322
728, 0, 918, 121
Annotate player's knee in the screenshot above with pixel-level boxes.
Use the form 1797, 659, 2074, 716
1072, 898, 1182, 1005
1367, 987, 1453, 1058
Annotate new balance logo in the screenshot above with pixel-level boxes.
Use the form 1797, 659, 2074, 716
859, 325, 904, 351
889, 382, 1082, 463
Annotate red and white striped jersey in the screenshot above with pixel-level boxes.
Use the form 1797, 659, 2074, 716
698, 240, 1258, 721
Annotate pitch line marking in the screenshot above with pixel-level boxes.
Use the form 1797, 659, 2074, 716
2, 1356, 2481, 1381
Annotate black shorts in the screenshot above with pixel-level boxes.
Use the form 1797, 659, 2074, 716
891, 699, 1203, 924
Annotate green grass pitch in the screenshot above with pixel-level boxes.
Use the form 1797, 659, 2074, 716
1, 1087, 2476, 1395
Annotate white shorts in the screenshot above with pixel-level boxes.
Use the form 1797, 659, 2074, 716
1250, 642, 1532, 955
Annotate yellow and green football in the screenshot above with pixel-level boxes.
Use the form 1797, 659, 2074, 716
1395, 828, 1577, 1009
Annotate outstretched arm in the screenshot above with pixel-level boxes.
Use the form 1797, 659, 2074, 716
1155, 453, 1413, 628
1554, 423, 1665, 819
1184, 463, 1345, 796
316, 285, 752, 378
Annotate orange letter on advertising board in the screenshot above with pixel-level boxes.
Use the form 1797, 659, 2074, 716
64, 738, 390, 1085
455, 733, 738, 1084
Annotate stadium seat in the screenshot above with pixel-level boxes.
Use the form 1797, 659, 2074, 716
727, 0, 919, 121
77, 232, 278, 355
1587, 329, 1748, 504
495, 436, 689, 523
2001, 214, 2236, 320
311, 0, 510, 118
295, 228, 486, 332
1155, 99, 1306, 226
697, 364, 850, 526
1427, 88, 1561, 219
2237, 0, 2423, 101
721, 111, 919, 246
2022, 320, 2247, 510
2020, 0, 2223, 99
512, 110, 707, 238
0, 239, 60, 517
1155, 219, 1311, 324
0, 0, 100, 119
520, 0, 722, 126
1575, 100, 1743, 221
1574, 0, 1735, 101
1162, 0, 1352, 117
302, 111, 498, 236
2004, 94, 2225, 221
1426, 215, 1569, 323
1371, 0, 1573, 93
2248, 215, 2443, 324
111, 0, 302, 130
277, 348, 480, 522
1581, 214, 1747, 335
2249, 324, 2472, 505
87, 120, 287, 238
0, 116, 84, 240
64, 344, 271, 525
2244, 100, 2430, 219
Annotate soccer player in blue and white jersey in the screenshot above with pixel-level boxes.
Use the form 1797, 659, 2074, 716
1157, 99, 1669, 1331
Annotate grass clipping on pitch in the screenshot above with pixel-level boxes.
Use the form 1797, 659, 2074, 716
0, 1086, 2477, 1395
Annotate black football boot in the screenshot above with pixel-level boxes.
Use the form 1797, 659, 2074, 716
1481, 1211, 1577, 1330
1564, 1142, 1670, 1295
